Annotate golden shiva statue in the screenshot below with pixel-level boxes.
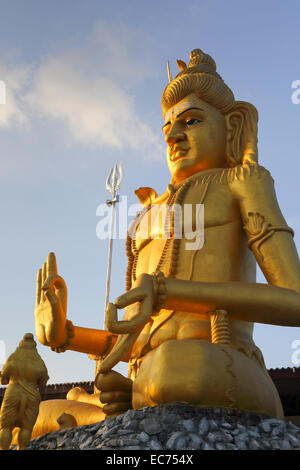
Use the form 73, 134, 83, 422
0, 333, 49, 450
34, 48, 300, 429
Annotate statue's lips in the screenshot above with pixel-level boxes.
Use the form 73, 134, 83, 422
169, 147, 190, 162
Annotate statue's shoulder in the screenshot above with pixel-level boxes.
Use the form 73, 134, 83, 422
182, 164, 273, 188
227, 162, 275, 200
227, 162, 273, 184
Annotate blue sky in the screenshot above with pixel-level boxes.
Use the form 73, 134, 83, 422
0, 0, 300, 384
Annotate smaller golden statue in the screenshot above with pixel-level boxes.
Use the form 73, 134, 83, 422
0, 333, 49, 450
57, 412, 77, 430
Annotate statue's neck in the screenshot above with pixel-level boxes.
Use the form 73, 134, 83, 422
171, 167, 226, 189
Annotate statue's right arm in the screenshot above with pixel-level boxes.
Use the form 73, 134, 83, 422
67, 326, 118, 357
34, 253, 128, 360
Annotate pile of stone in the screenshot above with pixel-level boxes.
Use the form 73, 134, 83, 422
22, 403, 300, 450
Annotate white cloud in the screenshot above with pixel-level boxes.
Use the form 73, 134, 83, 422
0, 62, 31, 127
26, 55, 157, 151
0, 21, 164, 157
24, 21, 163, 156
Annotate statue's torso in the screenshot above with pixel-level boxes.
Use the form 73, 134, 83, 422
129, 168, 259, 365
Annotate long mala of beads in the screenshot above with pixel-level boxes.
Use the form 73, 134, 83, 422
168, 181, 191, 278
125, 180, 192, 290
125, 233, 134, 291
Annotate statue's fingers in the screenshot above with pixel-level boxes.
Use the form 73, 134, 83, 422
42, 262, 47, 284
138, 292, 153, 323
44, 288, 58, 310
42, 274, 67, 314
36, 269, 42, 306
42, 274, 65, 291
99, 333, 139, 373
46, 252, 58, 278
102, 402, 131, 416
96, 370, 132, 392
41, 262, 47, 302
100, 391, 132, 404
44, 290, 62, 343
105, 303, 135, 333
105, 303, 118, 332
115, 287, 146, 309
116, 294, 152, 332
105, 302, 145, 334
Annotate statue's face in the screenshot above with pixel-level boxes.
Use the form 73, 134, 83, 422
163, 93, 227, 183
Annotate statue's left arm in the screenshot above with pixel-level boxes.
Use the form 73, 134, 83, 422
230, 163, 300, 294
161, 163, 300, 326
110, 164, 300, 329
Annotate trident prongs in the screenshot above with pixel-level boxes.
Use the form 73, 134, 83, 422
106, 163, 123, 202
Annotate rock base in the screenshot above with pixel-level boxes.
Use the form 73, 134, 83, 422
22, 404, 300, 450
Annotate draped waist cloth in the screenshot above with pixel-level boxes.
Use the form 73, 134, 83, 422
0, 380, 41, 429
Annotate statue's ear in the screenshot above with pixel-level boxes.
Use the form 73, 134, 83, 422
225, 101, 258, 166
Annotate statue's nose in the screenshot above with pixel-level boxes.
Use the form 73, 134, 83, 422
165, 122, 186, 145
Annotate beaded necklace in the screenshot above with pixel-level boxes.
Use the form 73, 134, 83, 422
125, 180, 193, 291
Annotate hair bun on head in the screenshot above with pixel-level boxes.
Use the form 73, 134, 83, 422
174, 48, 222, 81
162, 48, 234, 115
188, 49, 217, 71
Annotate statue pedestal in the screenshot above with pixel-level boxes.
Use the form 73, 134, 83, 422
18, 403, 300, 450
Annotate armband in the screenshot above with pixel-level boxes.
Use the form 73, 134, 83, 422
243, 212, 294, 261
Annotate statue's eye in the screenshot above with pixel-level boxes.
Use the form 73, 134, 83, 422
186, 118, 201, 126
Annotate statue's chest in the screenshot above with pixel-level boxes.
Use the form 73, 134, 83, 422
133, 181, 238, 251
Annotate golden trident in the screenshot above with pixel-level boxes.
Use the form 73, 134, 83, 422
103, 163, 123, 329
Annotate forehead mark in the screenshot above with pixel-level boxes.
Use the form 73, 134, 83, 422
164, 96, 198, 124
